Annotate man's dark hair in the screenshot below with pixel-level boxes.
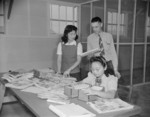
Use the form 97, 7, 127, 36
91, 16, 102, 23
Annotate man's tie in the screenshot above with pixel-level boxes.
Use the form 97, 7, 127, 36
99, 34, 105, 56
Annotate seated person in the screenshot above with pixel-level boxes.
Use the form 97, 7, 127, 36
82, 56, 118, 99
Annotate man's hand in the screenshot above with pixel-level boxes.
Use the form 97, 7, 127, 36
114, 70, 121, 79
94, 52, 100, 57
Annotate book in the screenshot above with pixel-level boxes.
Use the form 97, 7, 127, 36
88, 98, 134, 114
2, 72, 34, 82
49, 103, 96, 117
80, 48, 100, 57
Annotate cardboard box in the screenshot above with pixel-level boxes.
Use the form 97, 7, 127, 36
64, 85, 79, 98
78, 89, 97, 102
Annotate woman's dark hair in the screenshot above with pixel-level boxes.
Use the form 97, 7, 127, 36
91, 16, 102, 23
90, 56, 115, 77
61, 25, 78, 44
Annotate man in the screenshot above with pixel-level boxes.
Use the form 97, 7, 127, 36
87, 16, 121, 78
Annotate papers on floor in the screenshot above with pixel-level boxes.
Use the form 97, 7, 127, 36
80, 48, 100, 57
49, 103, 96, 117
88, 98, 134, 114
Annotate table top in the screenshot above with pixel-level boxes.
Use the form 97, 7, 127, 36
10, 88, 141, 117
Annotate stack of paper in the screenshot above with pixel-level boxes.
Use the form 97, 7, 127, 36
2, 72, 34, 82
49, 103, 96, 117
5, 79, 33, 89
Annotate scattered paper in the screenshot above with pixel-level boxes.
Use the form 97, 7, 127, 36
21, 86, 46, 94
88, 98, 134, 114
5, 80, 33, 89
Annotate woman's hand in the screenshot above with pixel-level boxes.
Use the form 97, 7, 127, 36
63, 69, 71, 77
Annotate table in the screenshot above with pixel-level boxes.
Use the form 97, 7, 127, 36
0, 73, 141, 117
10, 88, 141, 117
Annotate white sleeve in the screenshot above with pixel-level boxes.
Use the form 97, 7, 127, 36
77, 43, 83, 55
57, 43, 62, 55
109, 34, 118, 71
108, 76, 118, 91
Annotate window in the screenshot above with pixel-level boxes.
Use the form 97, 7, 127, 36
107, 11, 127, 36
147, 14, 150, 37
0, 0, 5, 34
50, 4, 78, 34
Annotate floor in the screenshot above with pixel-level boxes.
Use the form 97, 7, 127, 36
130, 84, 150, 117
0, 101, 36, 117
0, 84, 150, 117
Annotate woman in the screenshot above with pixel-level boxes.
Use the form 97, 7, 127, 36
57, 25, 83, 81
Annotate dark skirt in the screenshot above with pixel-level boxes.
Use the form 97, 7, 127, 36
70, 72, 81, 82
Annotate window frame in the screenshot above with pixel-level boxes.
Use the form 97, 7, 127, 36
107, 10, 128, 37
49, 1, 80, 34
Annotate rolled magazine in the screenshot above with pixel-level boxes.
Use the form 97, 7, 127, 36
80, 48, 102, 57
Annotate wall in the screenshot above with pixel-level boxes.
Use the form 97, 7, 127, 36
0, 0, 60, 72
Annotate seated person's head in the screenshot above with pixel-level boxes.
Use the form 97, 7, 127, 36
90, 56, 114, 77
90, 56, 107, 78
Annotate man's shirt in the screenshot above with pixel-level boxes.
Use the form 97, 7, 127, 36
87, 32, 118, 71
